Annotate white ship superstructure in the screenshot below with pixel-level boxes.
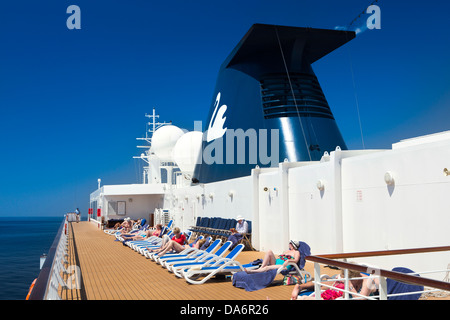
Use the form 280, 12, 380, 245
89, 24, 450, 282
89, 113, 450, 282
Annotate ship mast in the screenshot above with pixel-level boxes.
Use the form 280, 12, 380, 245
134, 108, 172, 184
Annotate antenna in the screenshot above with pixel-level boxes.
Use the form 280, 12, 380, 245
143, 108, 172, 141
134, 108, 172, 184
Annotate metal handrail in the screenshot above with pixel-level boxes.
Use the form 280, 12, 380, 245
28, 218, 67, 300
305, 246, 450, 300
315, 245, 450, 259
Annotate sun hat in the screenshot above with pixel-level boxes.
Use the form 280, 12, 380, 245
236, 215, 244, 221
290, 240, 300, 250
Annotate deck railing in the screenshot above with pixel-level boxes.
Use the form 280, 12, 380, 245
28, 216, 71, 300
305, 246, 450, 300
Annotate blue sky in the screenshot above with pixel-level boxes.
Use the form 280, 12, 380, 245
0, 1, 449, 217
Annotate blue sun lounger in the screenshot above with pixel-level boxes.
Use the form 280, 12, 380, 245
142, 230, 193, 258
128, 227, 172, 251
177, 243, 246, 281
170, 241, 234, 277
158, 238, 222, 267
125, 219, 174, 250
152, 236, 209, 263
183, 251, 262, 285
151, 236, 209, 263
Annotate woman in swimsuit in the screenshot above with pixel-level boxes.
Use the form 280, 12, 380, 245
292, 265, 379, 300
121, 223, 162, 242
245, 240, 301, 273
147, 228, 206, 258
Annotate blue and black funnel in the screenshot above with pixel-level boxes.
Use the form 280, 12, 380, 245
193, 24, 356, 184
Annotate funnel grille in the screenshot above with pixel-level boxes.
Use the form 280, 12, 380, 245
260, 73, 334, 119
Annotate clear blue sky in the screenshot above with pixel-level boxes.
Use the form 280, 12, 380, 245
0, 1, 449, 217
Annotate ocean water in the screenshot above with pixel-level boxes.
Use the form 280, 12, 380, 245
0, 216, 63, 300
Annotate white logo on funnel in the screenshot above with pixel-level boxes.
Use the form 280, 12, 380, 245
206, 92, 227, 142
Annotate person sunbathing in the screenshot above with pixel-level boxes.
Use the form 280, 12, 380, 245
114, 219, 133, 236
244, 240, 301, 273
156, 237, 207, 257
121, 224, 162, 242
291, 266, 379, 300
147, 228, 206, 258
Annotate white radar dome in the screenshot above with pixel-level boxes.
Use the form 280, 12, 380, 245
172, 131, 203, 176
151, 125, 185, 161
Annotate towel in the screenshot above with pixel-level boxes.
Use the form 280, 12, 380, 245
232, 269, 278, 292
200, 238, 211, 250
298, 241, 311, 269
387, 267, 423, 300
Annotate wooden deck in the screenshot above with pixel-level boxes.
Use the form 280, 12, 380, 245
61, 221, 338, 300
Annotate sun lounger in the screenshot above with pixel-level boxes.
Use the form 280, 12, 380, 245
127, 223, 174, 251
138, 231, 175, 256
183, 247, 262, 284
387, 267, 424, 300
149, 235, 208, 263
170, 241, 234, 278
127, 226, 172, 251
146, 235, 213, 262
142, 230, 193, 258
153, 236, 209, 264
158, 238, 221, 267
277, 241, 311, 279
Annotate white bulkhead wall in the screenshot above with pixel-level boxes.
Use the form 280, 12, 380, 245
255, 148, 382, 255
167, 176, 253, 232
341, 137, 450, 273
287, 152, 343, 255
105, 194, 164, 221
161, 131, 450, 276
256, 169, 284, 252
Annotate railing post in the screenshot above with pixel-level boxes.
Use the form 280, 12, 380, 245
314, 262, 321, 300
344, 268, 349, 300
379, 276, 388, 300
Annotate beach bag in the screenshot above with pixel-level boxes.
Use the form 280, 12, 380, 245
283, 275, 301, 285
321, 282, 345, 300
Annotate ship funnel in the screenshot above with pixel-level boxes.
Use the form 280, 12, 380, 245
193, 24, 356, 183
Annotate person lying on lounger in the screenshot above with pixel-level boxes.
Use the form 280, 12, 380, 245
147, 229, 207, 258
147, 227, 187, 252
244, 240, 301, 273
121, 223, 162, 242
291, 266, 379, 300
114, 219, 133, 236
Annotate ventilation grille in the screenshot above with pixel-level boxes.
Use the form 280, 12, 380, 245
260, 73, 334, 119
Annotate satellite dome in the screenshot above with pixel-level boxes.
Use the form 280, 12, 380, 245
172, 131, 203, 176
151, 125, 185, 161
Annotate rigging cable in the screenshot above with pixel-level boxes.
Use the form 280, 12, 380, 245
346, 33, 366, 149
275, 27, 312, 161
341, 0, 381, 149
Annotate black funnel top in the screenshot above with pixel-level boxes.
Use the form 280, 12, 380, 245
224, 24, 355, 79
193, 24, 355, 184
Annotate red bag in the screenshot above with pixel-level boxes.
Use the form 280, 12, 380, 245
321, 282, 345, 300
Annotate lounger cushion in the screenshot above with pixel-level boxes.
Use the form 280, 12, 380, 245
387, 267, 423, 300
232, 269, 277, 292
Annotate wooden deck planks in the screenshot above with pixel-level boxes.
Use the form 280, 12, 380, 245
63, 221, 330, 300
